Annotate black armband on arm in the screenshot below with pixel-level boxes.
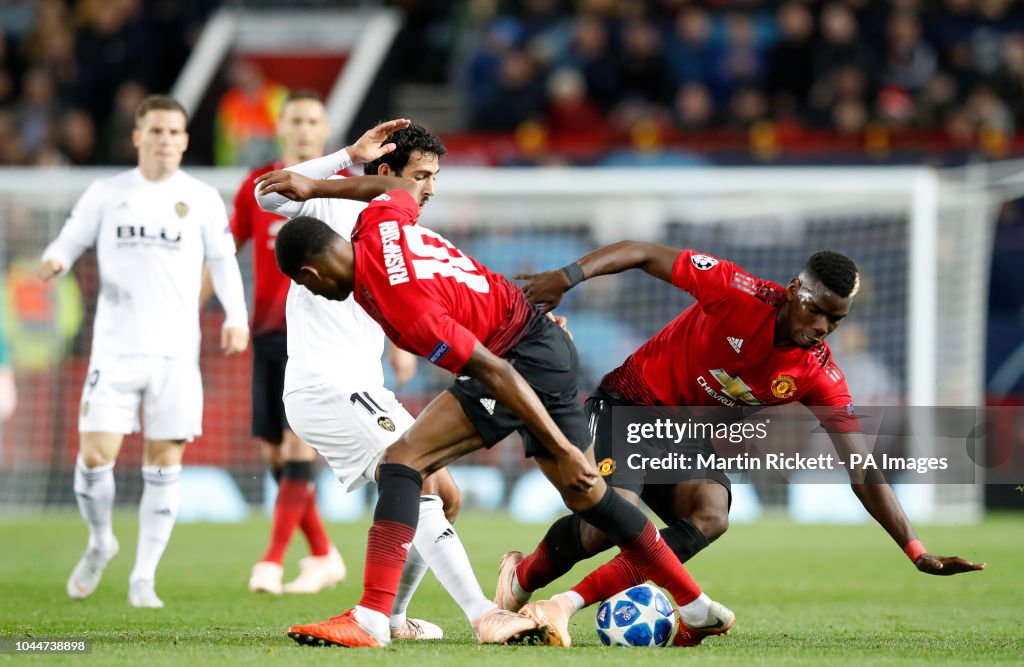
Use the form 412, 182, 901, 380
561, 262, 585, 288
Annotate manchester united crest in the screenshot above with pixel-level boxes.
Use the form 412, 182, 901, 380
597, 458, 616, 476
377, 416, 396, 432
771, 374, 797, 399
174, 201, 189, 218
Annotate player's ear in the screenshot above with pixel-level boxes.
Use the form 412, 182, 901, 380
787, 278, 801, 301
298, 265, 321, 281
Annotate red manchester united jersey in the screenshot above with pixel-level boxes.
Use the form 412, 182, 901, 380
231, 161, 289, 336
603, 250, 858, 432
351, 190, 534, 373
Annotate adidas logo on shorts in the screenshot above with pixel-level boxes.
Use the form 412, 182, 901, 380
480, 398, 496, 415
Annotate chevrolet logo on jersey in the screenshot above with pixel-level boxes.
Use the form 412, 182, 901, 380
710, 369, 763, 405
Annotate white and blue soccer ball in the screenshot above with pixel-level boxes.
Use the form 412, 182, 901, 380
595, 584, 676, 647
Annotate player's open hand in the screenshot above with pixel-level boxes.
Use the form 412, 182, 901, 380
256, 170, 319, 201
556, 447, 599, 493
516, 270, 573, 313
221, 326, 249, 356
37, 258, 63, 281
914, 553, 987, 576
347, 118, 412, 164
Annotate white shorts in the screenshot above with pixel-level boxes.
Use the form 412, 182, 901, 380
284, 383, 414, 492
78, 355, 203, 441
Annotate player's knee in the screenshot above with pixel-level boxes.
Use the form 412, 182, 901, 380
578, 520, 612, 554
79, 449, 114, 469
380, 443, 426, 477
691, 509, 728, 542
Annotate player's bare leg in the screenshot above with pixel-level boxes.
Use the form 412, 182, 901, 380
68, 431, 124, 600
128, 439, 185, 609
288, 391, 544, 648
279, 431, 346, 594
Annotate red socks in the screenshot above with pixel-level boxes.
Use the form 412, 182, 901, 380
516, 539, 556, 592
299, 499, 331, 557
262, 479, 314, 564
358, 520, 417, 615
574, 522, 702, 608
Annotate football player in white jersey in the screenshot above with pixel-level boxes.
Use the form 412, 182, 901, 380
39, 95, 249, 609
256, 122, 541, 644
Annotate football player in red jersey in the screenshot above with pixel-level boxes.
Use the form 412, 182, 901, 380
496, 241, 986, 645
256, 172, 734, 648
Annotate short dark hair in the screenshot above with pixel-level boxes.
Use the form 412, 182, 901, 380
364, 122, 446, 175
283, 89, 323, 108
804, 250, 859, 298
275, 216, 339, 279
135, 95, 188, 126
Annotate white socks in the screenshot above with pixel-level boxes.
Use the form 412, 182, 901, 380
679, 592, 713, 626
73, 456, 116, 553
511, 571, 532, 605
412, 495, 496, 624
129, 464, 181, 584
391, 547, 429, 629
559, 590, 586, 615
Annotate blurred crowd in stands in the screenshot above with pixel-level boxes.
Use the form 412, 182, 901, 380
3, 0, 1024, 166
0, 0, 215, 167
451, 0, 1022, 133
437, 0, 1024, 159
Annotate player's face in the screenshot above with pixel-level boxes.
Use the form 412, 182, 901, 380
393, 150, 440, 207
133, 109, 188, 178
295, 265, 352, 302
278, 99, 328, 161
782, 279, 850, 348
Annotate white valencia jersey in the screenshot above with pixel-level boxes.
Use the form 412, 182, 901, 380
43, 168, 238, 359
282, 193, 386, 395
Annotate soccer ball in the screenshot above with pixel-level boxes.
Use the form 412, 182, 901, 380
595, 584, 676, 647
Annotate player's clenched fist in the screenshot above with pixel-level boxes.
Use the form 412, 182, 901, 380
37, 258, 64, 281
221, 326, 249, 356
517, 270, 573, 313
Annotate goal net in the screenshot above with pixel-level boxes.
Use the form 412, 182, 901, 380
0, 165, 998, 521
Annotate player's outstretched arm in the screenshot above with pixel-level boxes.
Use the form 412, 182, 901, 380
461, 341, 598, 493
829, 431, 986, 576
256, 172, 424, 204
253, 118, 409, 215
517, 241, 681, 312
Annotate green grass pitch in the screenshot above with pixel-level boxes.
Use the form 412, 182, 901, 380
1, 512, 1021, 666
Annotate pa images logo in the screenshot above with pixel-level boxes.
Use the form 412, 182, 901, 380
377, 416, 396, 432
597, 458, 616, 476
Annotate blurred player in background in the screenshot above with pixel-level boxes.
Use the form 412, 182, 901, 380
500, 243, 985, 643
259, 170, 733, 649
202, 90, 348, 595
39, 95, 249, 608
0, 293, 15, 422
256, 121, 535, 642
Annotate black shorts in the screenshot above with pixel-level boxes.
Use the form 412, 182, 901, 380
251, 332, 290, 443
587, 388, 732, 501
448, 313, 590, 458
